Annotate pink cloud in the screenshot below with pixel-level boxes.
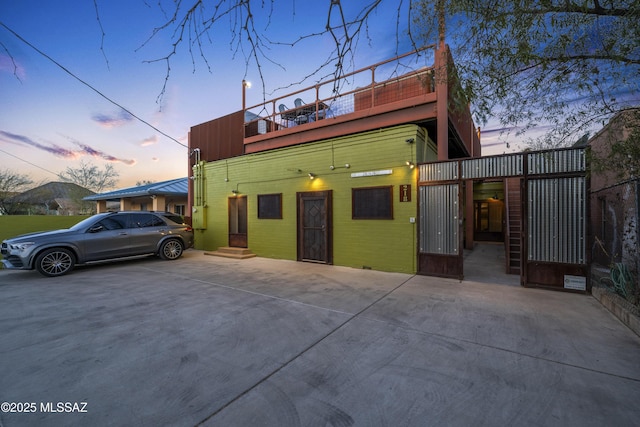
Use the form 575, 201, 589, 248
0, 130, 136, 165
1, 130, 78, 158
92, 110, 134, 128
141, 135, 158, 146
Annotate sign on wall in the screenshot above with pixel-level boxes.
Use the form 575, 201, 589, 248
400, 184, 411, 202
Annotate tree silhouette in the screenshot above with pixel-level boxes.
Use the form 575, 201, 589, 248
58, 160, 119, 193
0, 169, 33, 214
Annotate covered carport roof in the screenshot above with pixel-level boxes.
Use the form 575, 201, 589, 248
83, 177, 187, 201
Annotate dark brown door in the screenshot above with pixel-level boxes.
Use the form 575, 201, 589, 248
297, 191, 332, 263
228, 196, 247, 247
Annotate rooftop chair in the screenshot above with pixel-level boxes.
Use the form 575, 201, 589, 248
293, 98, 308, 124
278, 103, 289, 127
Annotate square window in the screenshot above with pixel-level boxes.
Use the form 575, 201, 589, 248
258, 193, 283, 219
352, 186, 393, 219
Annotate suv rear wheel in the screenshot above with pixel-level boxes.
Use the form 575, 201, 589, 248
35, 248, 75, 277
159, 239, 184, 260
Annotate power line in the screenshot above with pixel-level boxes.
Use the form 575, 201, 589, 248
0, 21, 188, 149
0, 147, 60, 177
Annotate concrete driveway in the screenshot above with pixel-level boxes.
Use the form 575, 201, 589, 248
1, 250, 639, 426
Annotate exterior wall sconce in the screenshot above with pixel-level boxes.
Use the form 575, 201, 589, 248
406, 161, 415, 169
406, 138, 415, 144
308, 173, 316, 180
329, 164, 350, 170
232, 189, 240, 195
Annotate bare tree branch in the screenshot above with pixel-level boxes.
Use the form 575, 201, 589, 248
134, 0, 413, 103
93, 0, 110, 70
0, 39, 22, 82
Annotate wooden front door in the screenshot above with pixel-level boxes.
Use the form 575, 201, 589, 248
297, 191, 332, 263
228, 196, 247, 247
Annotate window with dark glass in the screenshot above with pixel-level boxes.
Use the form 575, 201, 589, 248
352, 186, 393, 219
135, 213, 165, 227
97, 216, 127, 230
258, 193, 283, 219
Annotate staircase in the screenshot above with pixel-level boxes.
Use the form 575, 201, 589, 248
505, 178, 522, 275
205, 247, 257, 259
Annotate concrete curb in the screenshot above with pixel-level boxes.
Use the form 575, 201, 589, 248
592, 285, 640, 337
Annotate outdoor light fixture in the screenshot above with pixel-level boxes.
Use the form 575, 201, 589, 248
242, 79, 252, 111
308, 173, 316, 180
232, 189, 239, 195
406, 138, 415, 169
330, 163, 351, 170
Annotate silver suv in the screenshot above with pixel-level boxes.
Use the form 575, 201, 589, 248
1, 211, 194, 277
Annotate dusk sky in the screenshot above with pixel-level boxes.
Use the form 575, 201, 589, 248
1, 1, 515, 190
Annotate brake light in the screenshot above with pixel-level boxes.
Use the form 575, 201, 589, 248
185, 226, 193, 232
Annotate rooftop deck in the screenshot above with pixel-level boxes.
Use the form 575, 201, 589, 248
242, 46, 478, 158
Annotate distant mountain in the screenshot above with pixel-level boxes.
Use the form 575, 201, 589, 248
10, 182, 95, 204
7, 182, 96, 215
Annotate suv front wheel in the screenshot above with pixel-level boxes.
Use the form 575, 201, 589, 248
35, 248, 76, 277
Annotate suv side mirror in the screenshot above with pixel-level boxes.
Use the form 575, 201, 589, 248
88, 225, 104, 233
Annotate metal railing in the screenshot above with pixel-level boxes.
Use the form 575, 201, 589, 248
243, 45, 437, 138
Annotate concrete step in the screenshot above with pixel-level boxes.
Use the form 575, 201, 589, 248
204, 246, 257, 259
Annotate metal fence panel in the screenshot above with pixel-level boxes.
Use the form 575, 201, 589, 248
528, 148, 586, 175
419, 161, 458, 182
461, 154, 524, 179
419, 184, 459, 254
528, 177, 586, 264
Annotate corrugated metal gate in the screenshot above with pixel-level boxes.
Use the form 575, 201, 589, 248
418, 147, 589, 291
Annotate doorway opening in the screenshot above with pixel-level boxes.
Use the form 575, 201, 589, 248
228, 196, 247, 247
465, 181, 519, 284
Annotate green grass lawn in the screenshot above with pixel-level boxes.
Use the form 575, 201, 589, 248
0, 216, 89, 266
0, 215, 88, 243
